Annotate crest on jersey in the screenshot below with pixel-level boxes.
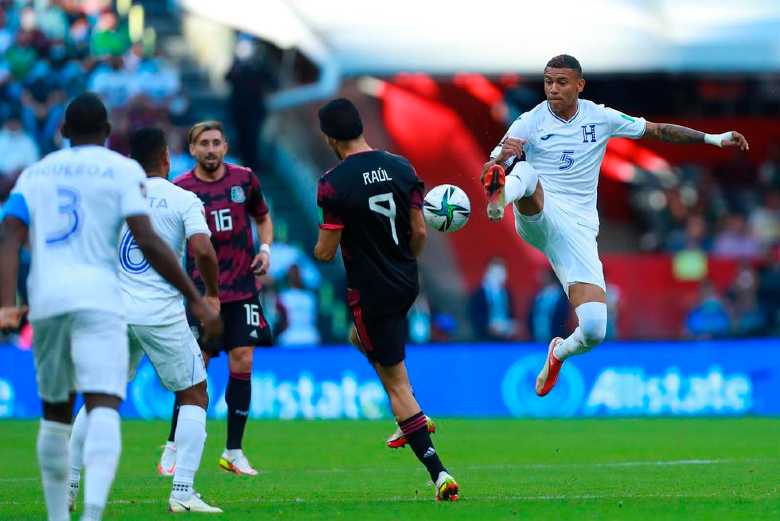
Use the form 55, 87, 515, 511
230, 186, 246, 203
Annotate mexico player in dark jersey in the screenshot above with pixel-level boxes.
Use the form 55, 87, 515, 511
159, 121, 274, 477
314, 99, 459, 501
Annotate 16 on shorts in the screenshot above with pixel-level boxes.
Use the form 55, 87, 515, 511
127, 320, 207, 392
190, 296, 273, 354
31, 310, 129, 403
513, 196, 605, 296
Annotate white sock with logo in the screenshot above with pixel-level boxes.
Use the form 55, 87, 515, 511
504, 162, 539, 204
171, 405, 207, 500
82, 407, 121, 521
37, 419, 71, 521
69, 405, 88, 488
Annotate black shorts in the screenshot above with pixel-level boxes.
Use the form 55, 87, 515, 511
189, 296, 273, 355
350, 303, 410, 367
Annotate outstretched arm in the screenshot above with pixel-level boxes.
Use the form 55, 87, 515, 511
643, 122, 749, 151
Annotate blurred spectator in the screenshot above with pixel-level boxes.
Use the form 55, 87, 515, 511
167, 128, 195, 178
748, 190, 780, 249
90, 11, 129, 58
225, 36, 277, 171
21, 81, 65, 154
87, 55, 133, 109
666, 214, 712, 253
469, 257, 518, 341
728, 266, 767, 337
257, 275, 288, 340
758, 247, 780, 334
0, 9, 13, 55
0, 112, 39, 188
758, 142, 780, 190
278, 265, 320, 346
712, 214, 761, 260
685, 281, 731, 339
408, 292, 432, 344
605, 278, 623, 340
527, 269, 568, 343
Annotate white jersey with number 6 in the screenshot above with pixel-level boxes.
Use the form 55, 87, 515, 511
119, 177, 210, 326
10, 145, 149, 321
491, 99, 646, 228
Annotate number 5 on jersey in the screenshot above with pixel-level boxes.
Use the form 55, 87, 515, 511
211, 208, 232, 232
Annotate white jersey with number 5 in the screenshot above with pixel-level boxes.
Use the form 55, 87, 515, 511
491, 99, 646, 227
119, 177, 210, 326
9, 145, 149, 321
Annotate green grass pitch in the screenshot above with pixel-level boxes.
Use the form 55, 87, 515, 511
1, 418, 778, 520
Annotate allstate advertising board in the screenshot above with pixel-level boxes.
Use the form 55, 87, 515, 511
0, 340, 775, 419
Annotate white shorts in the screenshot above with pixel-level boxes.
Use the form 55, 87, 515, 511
32, 311, 128, 403
513, 196, 605, 296
127, 320, 206, 392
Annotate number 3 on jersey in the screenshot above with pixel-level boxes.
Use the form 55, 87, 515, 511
211, 208, 232, 232
368, 193, 398, 245
46, 187, 82, 245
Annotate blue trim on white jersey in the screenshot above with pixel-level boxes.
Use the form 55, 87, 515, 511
547, 101, 580, 124
3, 193, 30, 225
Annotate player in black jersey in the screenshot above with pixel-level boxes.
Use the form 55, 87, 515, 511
313, 98, 459, 501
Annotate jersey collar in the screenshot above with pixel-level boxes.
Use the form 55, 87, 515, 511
547, 101, 580, 124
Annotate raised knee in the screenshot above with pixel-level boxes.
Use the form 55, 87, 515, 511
577, 302, 607, 347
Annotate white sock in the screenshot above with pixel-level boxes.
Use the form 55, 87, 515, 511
82, 407, 122, 521
171, 405, 207, 499
504, 162, 539, 204
554, 302, 608, 361
37, 419, 71, 521
69, 405, 89, 486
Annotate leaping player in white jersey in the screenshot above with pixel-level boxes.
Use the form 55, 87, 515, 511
67, 128, 223, 513
481, 55, 749, 397
0, 94, 221, 521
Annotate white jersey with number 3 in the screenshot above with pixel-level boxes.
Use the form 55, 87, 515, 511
119, 177, 210, 326
492, 99, 646, 227
10, 145, 149, 321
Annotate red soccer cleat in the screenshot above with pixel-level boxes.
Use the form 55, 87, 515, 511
536, 337, 564, 397
484, 163, 506, 222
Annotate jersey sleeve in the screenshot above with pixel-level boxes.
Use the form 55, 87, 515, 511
605, 106, 646, 139
182, 193, 211, 238
120, 162, 150, 218
490, 113, 533, 163
409, 171, 424, 210
4, 172, 31, 225
247, 172, 270, 219
316, 176, 344, 230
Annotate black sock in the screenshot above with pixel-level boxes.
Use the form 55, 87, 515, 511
167, 396, 180, 443
400, 411, 446, 481
226, 372, 251, 450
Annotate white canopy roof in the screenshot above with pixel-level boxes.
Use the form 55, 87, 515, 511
181, 0, 780, 75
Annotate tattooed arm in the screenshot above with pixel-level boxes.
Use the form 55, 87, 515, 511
643, 122, 750, 151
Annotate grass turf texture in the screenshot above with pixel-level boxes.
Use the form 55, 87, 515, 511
0, 419, 778, 520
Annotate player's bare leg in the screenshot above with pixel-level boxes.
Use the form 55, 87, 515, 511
349, 326, 436, 448
373, 361, 458, 501
536, 283, 607, 396
219, 346, 257, 476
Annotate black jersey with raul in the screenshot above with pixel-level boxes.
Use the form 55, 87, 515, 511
317, 150, 424, 316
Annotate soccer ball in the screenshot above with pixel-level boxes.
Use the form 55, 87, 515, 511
423, 184, 471, 233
